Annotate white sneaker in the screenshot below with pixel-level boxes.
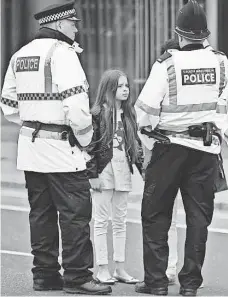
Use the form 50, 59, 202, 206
199, 282, 204, 289
167, 274, 177, 285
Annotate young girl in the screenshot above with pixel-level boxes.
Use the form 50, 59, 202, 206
87, 69, 142, 285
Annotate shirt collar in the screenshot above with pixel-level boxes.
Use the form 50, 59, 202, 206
34, 27, 74, 45
180, 44, 204, 51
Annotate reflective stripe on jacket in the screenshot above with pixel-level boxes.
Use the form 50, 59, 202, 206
1, 33, 93, 172
137, 46, 228, 153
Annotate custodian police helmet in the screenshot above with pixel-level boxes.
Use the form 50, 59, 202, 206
34, 1, 80, 25
174, 0, 210, 41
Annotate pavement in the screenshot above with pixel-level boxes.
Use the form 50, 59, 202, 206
1, 204, 228, 296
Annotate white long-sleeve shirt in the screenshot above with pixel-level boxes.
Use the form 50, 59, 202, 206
1, 38, 93, 172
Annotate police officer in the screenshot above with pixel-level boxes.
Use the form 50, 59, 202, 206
135, 0, 228, 296
1, 1, 112, 295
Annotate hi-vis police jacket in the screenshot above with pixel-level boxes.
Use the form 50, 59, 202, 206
1, 30, 93, 172
136, 44, 228, 154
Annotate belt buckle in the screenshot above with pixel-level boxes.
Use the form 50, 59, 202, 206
60, 130, 68, 140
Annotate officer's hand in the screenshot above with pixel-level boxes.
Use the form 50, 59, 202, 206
141, 166, 147, 181
141, 160, 150, 181
141, 169, 146, 181
89, 178, 102, 192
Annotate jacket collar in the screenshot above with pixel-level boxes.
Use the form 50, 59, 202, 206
180, 43, 204, 51
34, 27, 74, 45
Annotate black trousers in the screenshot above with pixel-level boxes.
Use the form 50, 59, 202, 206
24, 170, 93, 285
142, 143, 217, 290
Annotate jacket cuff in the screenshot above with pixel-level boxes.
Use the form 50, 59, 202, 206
87, 170, 99, 179
86, 158, 98, 179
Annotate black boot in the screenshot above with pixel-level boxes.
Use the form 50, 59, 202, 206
135, 281, 168, 295
33, 275, 63, 291
179, 287, 197, 296
135, 281, 151, 294
63, 279, 112, 295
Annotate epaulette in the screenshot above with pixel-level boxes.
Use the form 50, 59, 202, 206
157, 51, 172, 63
212, 49, 226, 56
68, 45, 74, 51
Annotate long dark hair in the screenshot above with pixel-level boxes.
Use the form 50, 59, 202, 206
91, 69, 138, 162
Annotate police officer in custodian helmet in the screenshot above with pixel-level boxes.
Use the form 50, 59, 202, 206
1, 1, 112, 295
135, 0, 228, 296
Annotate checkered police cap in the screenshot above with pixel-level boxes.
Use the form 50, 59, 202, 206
34, 1, 80, 25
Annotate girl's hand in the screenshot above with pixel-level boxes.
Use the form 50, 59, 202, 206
89, 178, 102, 192
141, 164, 148, 181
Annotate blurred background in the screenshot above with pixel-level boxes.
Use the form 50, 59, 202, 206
1, 0, 228, 100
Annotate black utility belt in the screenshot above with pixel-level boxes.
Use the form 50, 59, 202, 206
22, 121, 78, 147
22, 121, 69, 133
158, 122, 221, 146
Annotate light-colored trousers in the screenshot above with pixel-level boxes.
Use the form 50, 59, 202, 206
93, 189, 178, 270
167, 198, 178, 275
93, 189, 128, 265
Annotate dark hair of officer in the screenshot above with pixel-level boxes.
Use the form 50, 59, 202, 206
160, 38, 180, 55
